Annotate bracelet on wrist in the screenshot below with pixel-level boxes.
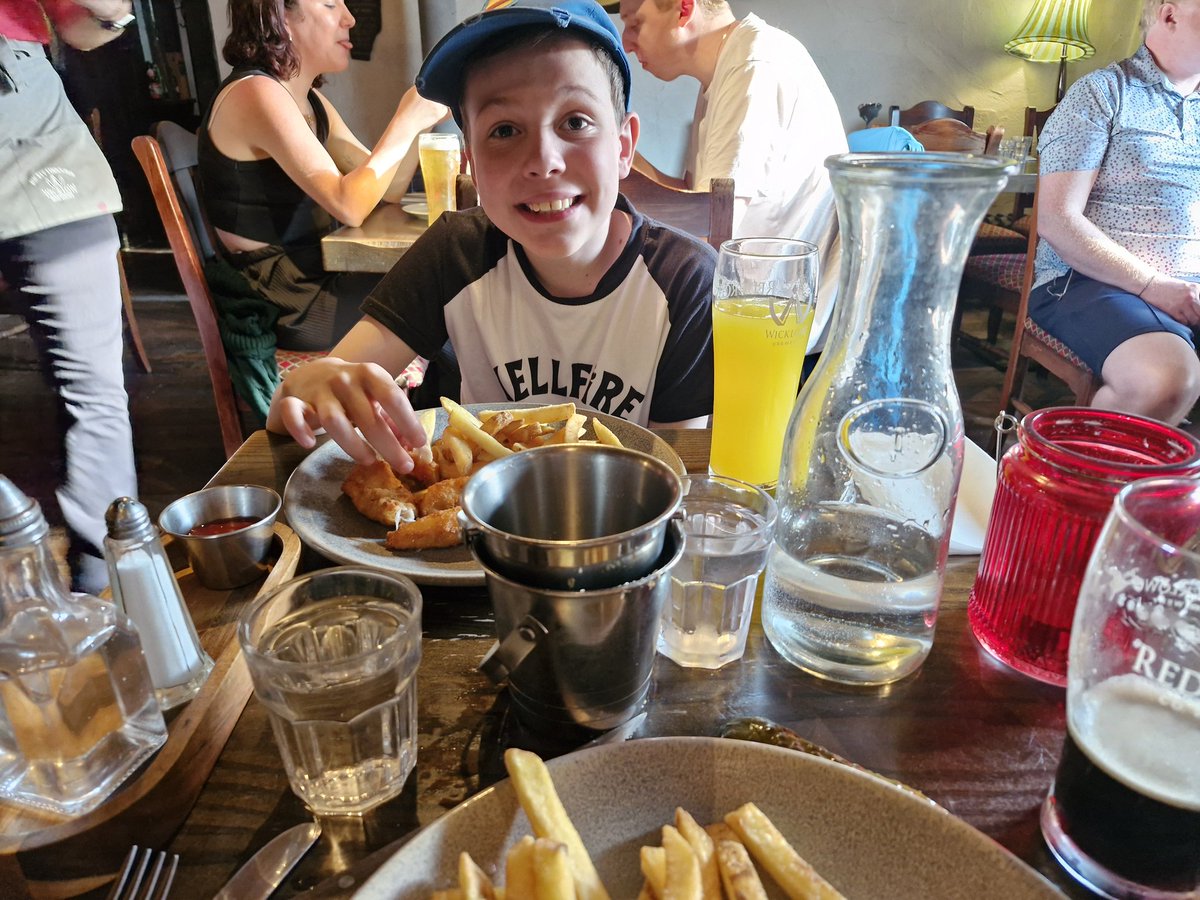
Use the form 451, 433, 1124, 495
94, 12, 135, 31
1137, 273, 1156, 298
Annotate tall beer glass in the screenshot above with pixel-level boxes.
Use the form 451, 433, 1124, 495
710, 238, 817, 489
1041, 476, 1200, 898
418, 132, 461, 226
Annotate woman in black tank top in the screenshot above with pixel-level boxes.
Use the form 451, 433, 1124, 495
198, 0, 447, 351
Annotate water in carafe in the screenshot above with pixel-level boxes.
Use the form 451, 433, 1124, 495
0, 476, 166, 816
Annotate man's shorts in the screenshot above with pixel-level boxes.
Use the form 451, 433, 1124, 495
1028, 270, 1198, 374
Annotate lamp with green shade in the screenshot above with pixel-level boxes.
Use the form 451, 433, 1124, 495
1005, 0, 1095, 102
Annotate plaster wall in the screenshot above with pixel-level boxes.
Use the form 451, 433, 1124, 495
203, 0, 1141, 172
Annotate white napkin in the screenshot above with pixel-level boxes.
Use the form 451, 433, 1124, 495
949, 438, 997, 555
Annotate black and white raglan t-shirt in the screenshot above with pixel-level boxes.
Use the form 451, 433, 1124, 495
362, 196, 715, 426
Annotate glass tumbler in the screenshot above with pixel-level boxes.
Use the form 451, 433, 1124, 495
238, 566, 423, 816
969, 407, 1200, 685
1041, 477, 1200, 898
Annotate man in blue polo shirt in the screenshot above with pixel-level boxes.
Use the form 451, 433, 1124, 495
1030, 0, 1200, 425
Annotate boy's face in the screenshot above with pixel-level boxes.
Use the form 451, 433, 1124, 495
461, 38, 636, 279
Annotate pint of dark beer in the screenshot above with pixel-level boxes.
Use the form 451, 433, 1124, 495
1040, 477, 1200, 899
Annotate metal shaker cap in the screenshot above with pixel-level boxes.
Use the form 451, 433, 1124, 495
0, 475, 49, 548
105, 497, 157, 543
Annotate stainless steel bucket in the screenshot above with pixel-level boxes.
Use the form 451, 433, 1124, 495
459, 444, 683, 590
475, 520, 685, 735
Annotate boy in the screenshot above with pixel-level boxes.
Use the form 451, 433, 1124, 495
267, 0, 716, 474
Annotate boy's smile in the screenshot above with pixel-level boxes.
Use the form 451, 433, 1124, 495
462, 38, 638, 296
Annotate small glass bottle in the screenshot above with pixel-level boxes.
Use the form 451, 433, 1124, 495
0, 476, 167, 816
104, 498, 213, 710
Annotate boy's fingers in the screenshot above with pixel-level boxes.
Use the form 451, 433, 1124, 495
278, 397, 319, 449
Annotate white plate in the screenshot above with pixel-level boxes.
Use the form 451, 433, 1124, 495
353, 737, 1061, 899
401, 201, 429, 219
283, 403, 686, 586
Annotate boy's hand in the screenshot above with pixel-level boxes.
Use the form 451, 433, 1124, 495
268, 357, 429, 473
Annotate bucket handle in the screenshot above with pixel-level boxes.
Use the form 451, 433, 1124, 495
479, 614, 549, 684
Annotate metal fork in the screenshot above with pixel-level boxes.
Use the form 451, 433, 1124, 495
105, 846, 179, 900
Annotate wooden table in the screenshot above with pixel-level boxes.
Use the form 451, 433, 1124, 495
156, 429, 1093, 899
321, 201, 428, 274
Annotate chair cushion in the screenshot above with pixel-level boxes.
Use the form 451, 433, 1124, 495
970, 222, 1026, 255
1010, 214, 1032, 236
1025, 318, 1094, 374
962, 253, 1026, 293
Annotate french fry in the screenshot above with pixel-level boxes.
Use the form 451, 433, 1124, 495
458, 851, 496, 900
441, 396, 483, 427
675, 808, 720, 900
505, 835, 537, 899
725, 803, 846, 900
562, 413, 587, 443
715, 839, 769, 900
591, 418, 624, 448
431, 891, 464, 900
442, 430, 475, 477
504, 749, 610, 900
447, 404, 514, 460
532, 838, 575, 900
705, 822, 739, 845
662, 825, 702, 900
640, 845, 666, 896
479, 402, 577, 424
636, 882, 656, 900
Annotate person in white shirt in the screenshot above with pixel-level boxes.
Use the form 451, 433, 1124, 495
617, 0, 846, 355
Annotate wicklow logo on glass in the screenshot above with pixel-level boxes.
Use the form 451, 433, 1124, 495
769, 296, 800, 326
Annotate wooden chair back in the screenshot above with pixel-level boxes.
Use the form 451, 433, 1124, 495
909, 118, 1005, 155
998, 195, 1102, 416
1011, 104, 1055, 220
131, 132, 243, 458
889, 100, 975, 129
454, 170, 735, 251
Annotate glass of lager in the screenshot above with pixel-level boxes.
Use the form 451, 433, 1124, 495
1041, 476, 1200, 898
418, 132, 462, 226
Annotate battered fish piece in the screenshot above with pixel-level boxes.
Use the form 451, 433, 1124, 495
341, 460, 417, 527
415, 476, 470, 517
386, 506, 462, 550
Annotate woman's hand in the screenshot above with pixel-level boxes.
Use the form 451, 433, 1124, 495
394, 86, 450, 132
268, 357, 429, 473
1141, 275, 1200, 327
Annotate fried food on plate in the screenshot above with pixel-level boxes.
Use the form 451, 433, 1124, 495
341, 459, 417, 527
386, 506, 461, 550
341, 399, 628, 552
725, 802, 846, 900
415, 475, 470, 516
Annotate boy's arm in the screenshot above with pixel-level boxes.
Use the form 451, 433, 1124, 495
267, 317, 429, 472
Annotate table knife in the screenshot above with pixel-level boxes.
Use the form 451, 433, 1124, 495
213, 821, 322, 900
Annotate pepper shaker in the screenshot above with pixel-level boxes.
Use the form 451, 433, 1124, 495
104, 497, 214, 710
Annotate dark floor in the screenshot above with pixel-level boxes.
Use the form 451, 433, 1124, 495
0, 289, 1065, 534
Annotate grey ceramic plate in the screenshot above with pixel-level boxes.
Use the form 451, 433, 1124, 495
283, 403, 686, 586
353, 737, 1062, 899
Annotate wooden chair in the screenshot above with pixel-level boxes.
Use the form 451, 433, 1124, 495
454, 169, 735, 251
998, 198, 1101, 416
889, 100, 974, 129
908, 118, 1004, 156
131, 131, 244, 458
1010, 104, 1055, 227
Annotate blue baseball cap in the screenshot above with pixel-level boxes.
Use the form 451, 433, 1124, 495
417, 0, 632, 126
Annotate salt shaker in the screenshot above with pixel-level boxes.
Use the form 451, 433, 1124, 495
104, 497, 214, 710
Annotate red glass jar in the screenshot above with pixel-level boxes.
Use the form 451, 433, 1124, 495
968, 407, 1200, 685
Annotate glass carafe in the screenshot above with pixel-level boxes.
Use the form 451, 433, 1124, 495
762, 153, 1012, 685
0, 476, 167, 816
